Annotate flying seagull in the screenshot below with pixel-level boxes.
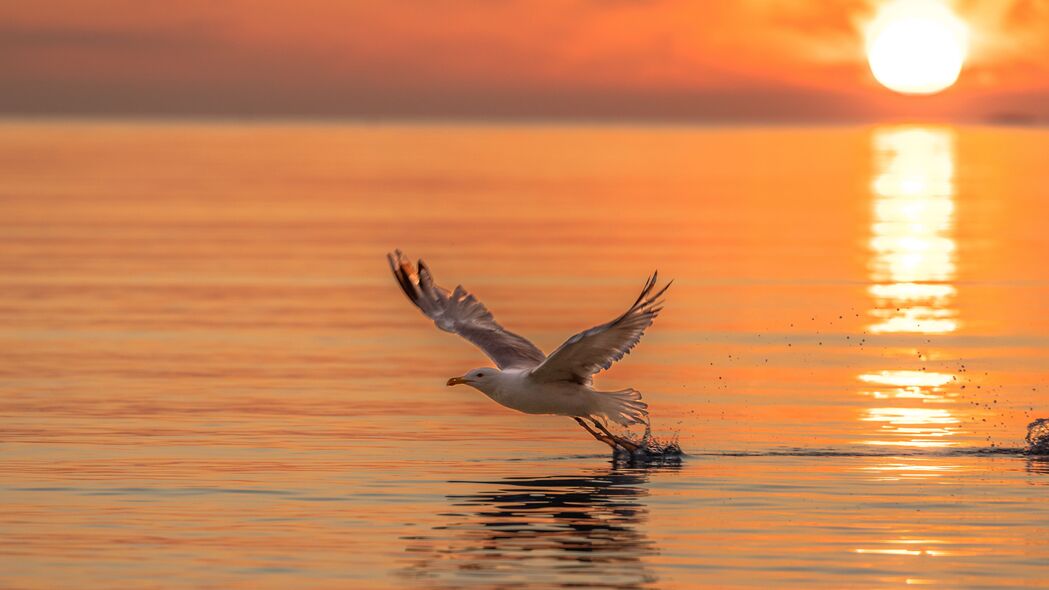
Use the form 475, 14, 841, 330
387, 250, 671, 452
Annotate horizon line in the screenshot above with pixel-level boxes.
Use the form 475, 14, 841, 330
0, 112, 1044, 129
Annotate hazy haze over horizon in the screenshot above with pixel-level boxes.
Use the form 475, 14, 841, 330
3, 1, 1049, 122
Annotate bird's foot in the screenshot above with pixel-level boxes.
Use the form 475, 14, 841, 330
591, 419, 641, 454
574, 417, 619, 451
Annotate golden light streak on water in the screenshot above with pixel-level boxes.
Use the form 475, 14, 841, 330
862, 127, 968, 450
868, 127, 958, 335
859, 370, 957, 401
862, 407, 962, 448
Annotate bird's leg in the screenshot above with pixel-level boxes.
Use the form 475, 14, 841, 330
591, 419, 640, 453
574, 417, 618, 451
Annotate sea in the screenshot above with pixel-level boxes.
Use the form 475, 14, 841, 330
1, 120, 1047, 588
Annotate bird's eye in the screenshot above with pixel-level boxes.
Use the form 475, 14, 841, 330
475, 373, 483, 377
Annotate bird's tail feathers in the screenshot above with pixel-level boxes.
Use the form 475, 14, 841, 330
594, 388, 649, 427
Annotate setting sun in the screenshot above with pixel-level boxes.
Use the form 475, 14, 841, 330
867, 0, 968, 95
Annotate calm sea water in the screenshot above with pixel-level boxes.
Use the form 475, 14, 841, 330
1, 121, 1047, 589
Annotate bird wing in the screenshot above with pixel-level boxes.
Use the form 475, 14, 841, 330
388, 250, 546, 370
528, 273, 670, 384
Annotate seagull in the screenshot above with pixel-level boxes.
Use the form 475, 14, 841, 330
387, 250, 671, 453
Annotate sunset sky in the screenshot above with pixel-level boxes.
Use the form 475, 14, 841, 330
3, 0, 1048, 121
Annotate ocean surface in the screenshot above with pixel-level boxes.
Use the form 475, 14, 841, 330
1, 121, 1047, 589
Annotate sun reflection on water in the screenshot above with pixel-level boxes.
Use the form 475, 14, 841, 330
868, 127, 957, 335
862, 127, 964, 450
862, 459, 963, 482
859, 370, 957, 402
861, 407, 961, 448
853, 548, 951, 557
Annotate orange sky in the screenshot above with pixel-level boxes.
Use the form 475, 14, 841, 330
2, 0, 1048, 121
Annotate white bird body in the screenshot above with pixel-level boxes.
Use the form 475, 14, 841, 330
476, 369, 573, 415
467, 368, 638, 419
388, 250, 669, 451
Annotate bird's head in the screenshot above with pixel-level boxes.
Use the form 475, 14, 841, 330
447, 367, 500, 392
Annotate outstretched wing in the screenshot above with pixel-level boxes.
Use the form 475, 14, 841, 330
528, 273, 671, 384
387, 250, 546, 369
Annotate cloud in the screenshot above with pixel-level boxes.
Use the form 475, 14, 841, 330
0, 22, 221, 52
959, 0, 1049, 62
0, 0, 1045, 118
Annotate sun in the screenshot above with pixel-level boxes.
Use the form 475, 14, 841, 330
866, 0, 969, 95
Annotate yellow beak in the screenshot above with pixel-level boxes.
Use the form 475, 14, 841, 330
446, 376, 469, 386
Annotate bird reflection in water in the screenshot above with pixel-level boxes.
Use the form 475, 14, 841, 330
399, 463, 679, 589
1026, 458, 1049, 477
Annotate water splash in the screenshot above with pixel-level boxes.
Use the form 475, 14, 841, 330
599, 419, 1049, 461
1025, 418, 1049, 455
614, 423, 684, 462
